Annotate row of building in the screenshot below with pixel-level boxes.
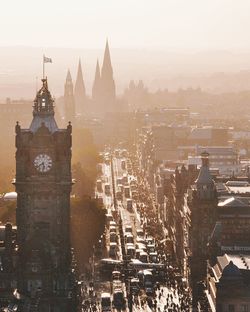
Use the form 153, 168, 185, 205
137, 122, 250, 310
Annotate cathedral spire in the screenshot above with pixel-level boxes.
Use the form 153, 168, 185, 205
64, 69, 75, 123
101, 39, 113, 78
74, 58, 86, 115
100, 39, 116, 100
66, 69, 72, 82
92, 59, 101, 100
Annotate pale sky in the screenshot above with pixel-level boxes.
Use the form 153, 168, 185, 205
1, 0, 250, 51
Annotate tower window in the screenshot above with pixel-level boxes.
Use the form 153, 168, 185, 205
42, 99, 46, 107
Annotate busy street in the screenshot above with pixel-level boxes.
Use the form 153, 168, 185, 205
80, 148, 192, 312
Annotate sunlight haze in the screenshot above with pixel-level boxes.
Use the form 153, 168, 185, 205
1, 0, 250, 50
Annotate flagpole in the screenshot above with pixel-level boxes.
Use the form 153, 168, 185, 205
43, 54, 45, 79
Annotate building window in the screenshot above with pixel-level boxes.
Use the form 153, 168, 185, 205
229, 304, 235, 312
240, 305, 248, 312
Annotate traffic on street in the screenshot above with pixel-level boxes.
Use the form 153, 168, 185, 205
80, 148, 192, 312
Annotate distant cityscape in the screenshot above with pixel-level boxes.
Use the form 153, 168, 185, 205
1, 15, 250, 312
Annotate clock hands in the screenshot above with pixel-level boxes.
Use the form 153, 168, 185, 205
34, 154, 52, 172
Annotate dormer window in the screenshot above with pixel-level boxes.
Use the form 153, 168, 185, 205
42, 98, 46, 107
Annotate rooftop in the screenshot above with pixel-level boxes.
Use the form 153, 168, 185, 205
212, 254, 250, 283
218, 196, 250, 208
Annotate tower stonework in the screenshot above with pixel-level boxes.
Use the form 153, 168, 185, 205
15, 78, 77, 312
189, 152, 217, 307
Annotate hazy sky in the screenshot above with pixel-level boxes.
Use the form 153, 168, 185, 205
1, 0, 250, 51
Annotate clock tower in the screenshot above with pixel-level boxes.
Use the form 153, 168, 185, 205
15, 78, 76, 311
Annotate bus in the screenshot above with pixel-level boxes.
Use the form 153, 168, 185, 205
149, 252, 158, 263
130, 278, 140, 295
116, 190, 122, 200
121, 159, 126, 170
143, 270, 153, 287
139, 251, 148, 263
101, 293, 111, 311
124, 225, 132, 234
97, 179, 102, 192
99, 259, 122, 273
113, 290, 125, 309
126, 245, 135, 259
110, 232, 117, 243
109, 226, 116, 234
112, 270, 121, 280
109, 242, 118, 258
125, 233, 134, 244
126, 199, 133, 212
122, 174, 128, 185
136, 229, 144, 238
124, 186, 130, 198
105, 183, 111, 195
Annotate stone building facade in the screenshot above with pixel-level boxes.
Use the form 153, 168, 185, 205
0, 79, 78, 311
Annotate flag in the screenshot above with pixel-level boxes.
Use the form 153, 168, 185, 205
43, 56, 52, 63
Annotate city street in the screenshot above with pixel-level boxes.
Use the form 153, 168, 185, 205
82, 149, 192, 312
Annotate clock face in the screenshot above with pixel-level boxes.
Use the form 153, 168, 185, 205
34, 154, 52, 173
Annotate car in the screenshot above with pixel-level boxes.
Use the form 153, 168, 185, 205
145, 287, 154, 296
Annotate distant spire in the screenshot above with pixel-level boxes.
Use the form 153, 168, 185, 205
64, 69, 75, 123
66, 69, 72, 82
74, 58, 86, 115
92, 59, 101, 100
101, 39, 113, 78
100, 39, 116, 101
65, 70, 73, 95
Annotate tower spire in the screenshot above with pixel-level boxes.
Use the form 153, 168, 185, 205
33, 78, 54, 116
74, 58, 86, 115
92, 59, 101, 100
100, 39, 116, 101
195, 152, 215, 200
101, 39, 113, 77
30, 78, 58, 133
66, 69, 72, 82
64, 69, 75, 124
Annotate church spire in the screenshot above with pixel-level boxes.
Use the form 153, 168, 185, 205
74, 58, 86, 115
66, 69, 72, 82
101, 39, 113, 78
92, 59, 101, 100
64, 69, 75, 123
100, 39, 116, 100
